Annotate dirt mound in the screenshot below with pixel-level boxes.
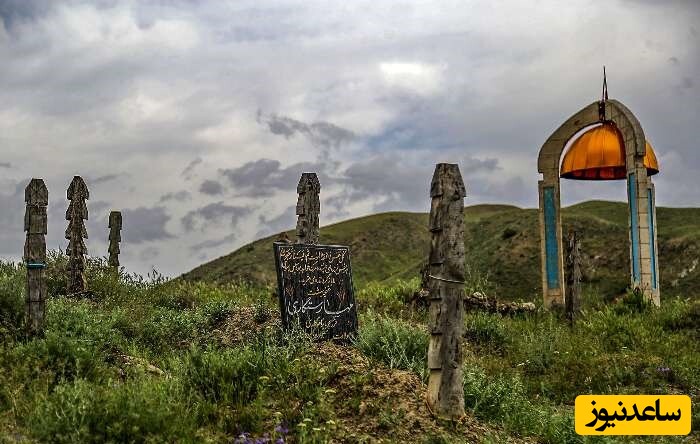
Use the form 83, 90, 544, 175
312, 343, 529, 443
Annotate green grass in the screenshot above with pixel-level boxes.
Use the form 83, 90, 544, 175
1, 254, 698, 443
182, 200, 700, 302
356, 280, 699, 443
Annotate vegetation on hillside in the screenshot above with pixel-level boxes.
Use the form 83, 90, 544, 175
182, 201, 700, 302
1, 254, 698, 443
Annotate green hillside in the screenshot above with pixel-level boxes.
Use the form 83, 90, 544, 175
182, 201, 700, 301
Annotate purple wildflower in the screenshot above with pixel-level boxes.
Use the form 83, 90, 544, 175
274, 424, 289, 435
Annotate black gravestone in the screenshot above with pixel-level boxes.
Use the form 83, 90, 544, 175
273, 242, 358, 341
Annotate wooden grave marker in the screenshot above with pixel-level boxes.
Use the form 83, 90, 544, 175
24, 178, 48, 335
108, 211, 122, 271
426, 163, 466, 420
65, 176, 89, 294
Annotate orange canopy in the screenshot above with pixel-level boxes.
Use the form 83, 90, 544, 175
560, 122, 659, 180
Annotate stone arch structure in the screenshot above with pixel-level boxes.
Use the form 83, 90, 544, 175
538, 99, 660, 307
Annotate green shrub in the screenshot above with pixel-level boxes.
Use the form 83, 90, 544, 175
462, 364, 579, 443
181, 346, 263, 405
583, 308, 658, 352
178, 334, 331, 435
28, 377, 198, 444
355, 311, 428, 378
198, 300, 236, 329
616, 287, 653, 314
463, 312, 509, 351
9, 332, 110, 385
654, 297, 700, 332
356, 279, 420, 315
0, 262, 24, 336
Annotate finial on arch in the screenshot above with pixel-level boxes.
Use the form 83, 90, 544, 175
602, 66, 608, 102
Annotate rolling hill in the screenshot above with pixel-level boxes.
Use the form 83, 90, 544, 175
181, 201, 700, 301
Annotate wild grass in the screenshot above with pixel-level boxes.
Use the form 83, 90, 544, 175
0, 253, 698, 443
353, 277, 699, 444
354, 310, 428, 379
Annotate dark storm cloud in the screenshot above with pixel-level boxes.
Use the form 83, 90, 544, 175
258, 111, 356, 149
255, 205, 296, 238
121, 206, 174, 244
199, 179, 224, 196
331, 154, 502, 211
181, 202, 252, 232
190, 233, 236, 253
181, 158, 202, 179
219, 159, 326, 197
159, 190, 191, 203
0, 0, 46, 30
88, 174, 122, 185
323, 194, 351, 220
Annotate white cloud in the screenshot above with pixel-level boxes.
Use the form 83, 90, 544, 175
379, 62, 446, 96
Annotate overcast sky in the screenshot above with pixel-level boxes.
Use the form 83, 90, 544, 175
1, 0, 698, 277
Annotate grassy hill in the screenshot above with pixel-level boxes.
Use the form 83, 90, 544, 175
182, 201, 700, 301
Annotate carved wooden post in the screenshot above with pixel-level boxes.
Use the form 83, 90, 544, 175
24, 179, 48, 335
295, 173, 320, 244
565, 230, 582, 321
65, 176, 89, 294
426, 163, 466, 420
108, 211, 122, 272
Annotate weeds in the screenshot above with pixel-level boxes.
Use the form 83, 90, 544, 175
0, 260, 697, 443
354, 310, 428, 379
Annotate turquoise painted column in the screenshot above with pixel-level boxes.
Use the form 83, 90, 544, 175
627, 173, 641, 284
539, 180, 564, 307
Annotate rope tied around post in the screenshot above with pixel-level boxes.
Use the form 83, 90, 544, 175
428, 274, 465, 285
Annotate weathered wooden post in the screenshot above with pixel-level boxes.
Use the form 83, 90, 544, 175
24, 179, 48, 335
108, 211, 122, 272
65, 176, 89, 294
565, 230, 582, 321
295, 172, 320, 244
426, 163, 466, 420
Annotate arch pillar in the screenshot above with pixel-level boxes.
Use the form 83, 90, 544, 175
537, 99, 660, 308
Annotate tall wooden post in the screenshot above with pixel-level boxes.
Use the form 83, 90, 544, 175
24, 179, 48, 335
296, 173, 320, 244
66, 176, 89, 294
426, 163, 466, 420
108, 211, 122, 272
565, 230, 582, 321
